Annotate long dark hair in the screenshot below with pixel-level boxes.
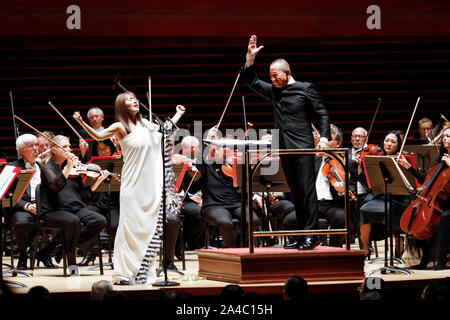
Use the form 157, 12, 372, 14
92, 139, 117, 157
381, 130, 402, 155
115, 91, 144, 133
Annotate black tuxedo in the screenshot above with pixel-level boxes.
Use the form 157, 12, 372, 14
9, 158, 41, 253
243, 66, 330, 230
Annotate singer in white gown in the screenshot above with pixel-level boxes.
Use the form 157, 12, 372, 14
113, 119, 163, 284
73, 91, 184, 285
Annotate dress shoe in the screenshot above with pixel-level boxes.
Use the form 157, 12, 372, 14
37, 250, 58, 268
17, 252, 28, 270
167, 262, 178, 271
77, 251, 96, 266
284, 241, 300, 249
434, 257, 448, 270
297, 236, 321, 250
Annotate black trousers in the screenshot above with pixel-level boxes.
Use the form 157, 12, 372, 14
11, 210, 38, 252
266, 199, 299, 230
281, 154, 319, 230
318, 200, 345, 247
41, 207, 106, 254
86, 204, 120, 240
181, 201, 207, 249
201, 204, 260, 248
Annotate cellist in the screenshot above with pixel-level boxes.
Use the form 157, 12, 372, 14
397, 126, 450, 270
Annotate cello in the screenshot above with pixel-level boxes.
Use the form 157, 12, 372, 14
400, 161, 450, 239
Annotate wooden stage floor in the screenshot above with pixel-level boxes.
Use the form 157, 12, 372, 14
2, 241, 449, 301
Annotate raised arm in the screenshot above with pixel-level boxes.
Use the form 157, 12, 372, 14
171, 105, 186, 125
73, 111, 126, 141
245, 34, 264, 67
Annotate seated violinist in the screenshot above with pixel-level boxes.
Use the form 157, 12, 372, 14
314, 124, 346, 247
81, 138, 121, 265
358, 130, 410, 259
348, 127, 380, 244
10, 134, 55, 269
197, 126, 260, 248
40, 135, 107, 272
397, 126, 450, 270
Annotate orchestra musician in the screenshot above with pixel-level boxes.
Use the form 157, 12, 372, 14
358, 130, 410, 259
314, 124, 346, 247
243, 35, 331, 250
348, 127, 375, 239
397, 126, 450, 270
73, 91, 185, 285
9, 134, 56, 269
81, 138, 121, 266
40, 135, 108, 272
197, 126, 260, 248
36, 131, 55, 156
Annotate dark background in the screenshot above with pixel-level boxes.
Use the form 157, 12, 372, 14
1, 0, 449, 159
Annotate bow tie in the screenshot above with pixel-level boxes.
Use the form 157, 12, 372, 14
25, 162, 37, 170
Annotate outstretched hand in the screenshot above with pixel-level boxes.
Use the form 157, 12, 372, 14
248, 35, 264, 56
73, 111, 82, 123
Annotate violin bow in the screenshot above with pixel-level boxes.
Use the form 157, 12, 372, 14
366, 97, 382, 143
398, 97, 421, 159
217, 71, 241, 130
9, 91, 20, 157
14, 115, 65, 150
48, 101, 87, 146
147, 76, 153, 123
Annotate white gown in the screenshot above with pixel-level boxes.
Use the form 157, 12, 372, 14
113, 119, 163, 284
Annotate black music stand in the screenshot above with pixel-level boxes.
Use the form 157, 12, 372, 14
403, 145, 440, 173
364, 156, 414, 276
1, 167, 34, 287
84, 156, 123, 271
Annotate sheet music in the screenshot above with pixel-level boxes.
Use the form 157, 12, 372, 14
0, 165, 20, 199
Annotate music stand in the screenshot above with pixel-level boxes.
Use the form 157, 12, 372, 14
403, 145, 440, 173
1, 166, 35, 287
84, 156, 122, 272
363, 156, 414, 276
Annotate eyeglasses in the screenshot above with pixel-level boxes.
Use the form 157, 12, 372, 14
352, 135, 366, 139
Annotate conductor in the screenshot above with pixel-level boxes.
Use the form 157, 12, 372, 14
242, 35, 331, 250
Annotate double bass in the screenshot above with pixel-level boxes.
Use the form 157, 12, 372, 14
400, 157, 450, 240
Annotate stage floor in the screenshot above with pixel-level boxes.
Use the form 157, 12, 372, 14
2, 241, 449, 300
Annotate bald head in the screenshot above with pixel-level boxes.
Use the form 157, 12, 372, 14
270, 59, 291, 88
351, 127, 368, 149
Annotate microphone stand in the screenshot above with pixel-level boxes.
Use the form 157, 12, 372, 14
153, 120, 179, 287
367, 162, 412, 276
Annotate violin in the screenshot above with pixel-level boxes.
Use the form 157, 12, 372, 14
321, 156, 357, 201
356, 144, 381, 159
69, 162, 120, 181
400, 161, 450, 239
